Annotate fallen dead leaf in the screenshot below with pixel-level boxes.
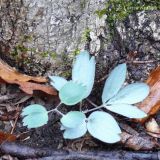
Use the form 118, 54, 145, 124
0, 59, 57, 96
120, 132, 157, 150
5, 80, 57, 96
120, 123, 158, 150
137, 66, 160, 122
145, 118, 160, 138
0, 131, 16, 144
0, 59, 47, 82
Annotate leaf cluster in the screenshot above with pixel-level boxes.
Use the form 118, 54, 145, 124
21, 51, 149, 143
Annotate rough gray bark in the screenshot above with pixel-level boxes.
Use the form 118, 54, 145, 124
0, 0, 106, 55
0, 1, 159, 78
116, 11, 160, 57
0, 0, 107, 75
115, 11, 160, 80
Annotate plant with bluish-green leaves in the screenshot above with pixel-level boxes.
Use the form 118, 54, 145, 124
50, 51, 95, 105
21, 50, 149, 143
21, 104, 48, 129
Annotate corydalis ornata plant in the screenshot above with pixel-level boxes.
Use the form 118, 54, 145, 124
49, 51, 95, 105
21, 52, 149, 144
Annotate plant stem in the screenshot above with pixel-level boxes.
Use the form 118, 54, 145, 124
83, 105, 104, 114
47, 102, 64, 116
86, 98, 98, 108
55, 102, 62, 110
79, 101, 82, 111
54, 108, 64, 116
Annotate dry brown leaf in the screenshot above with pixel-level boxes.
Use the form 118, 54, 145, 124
17, 81, 56, 95
137, 66, 160, 122
4, 80, 57, 96
0, 59, 47, 82
120, 132, 156, 150
120, 123, 158, 150
145, 118, 160, 138
0, 131, 16, 144
0, 59, 57, 96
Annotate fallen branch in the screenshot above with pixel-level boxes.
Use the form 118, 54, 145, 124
0, 142, 159, 160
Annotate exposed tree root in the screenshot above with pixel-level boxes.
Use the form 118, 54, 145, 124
0, 142, 159, 160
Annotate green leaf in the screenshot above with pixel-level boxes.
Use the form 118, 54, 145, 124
72, 50, 89, 83
49, 76, 67, 91
102, 63, 126, 104
63, 121, 87, 139
72, 50, 95, 98
21, 104, 48, 128
60, 125, 67, 130
105, 104, 147, 118
60, 111, 86, 128
84, 56, 95, 98
21, 104, 47, 116
107, 83, 149, 105
59, 81, 87, 105
87, 111, 121, 143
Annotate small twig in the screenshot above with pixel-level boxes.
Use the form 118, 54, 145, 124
10, 106, 21, 134
128, 60, 159, 64
14, 95, 32, 105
